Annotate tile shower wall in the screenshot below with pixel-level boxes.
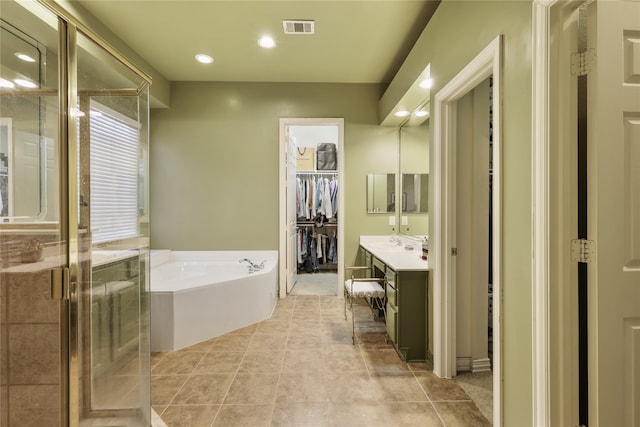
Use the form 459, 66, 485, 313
1, 232, 61, 426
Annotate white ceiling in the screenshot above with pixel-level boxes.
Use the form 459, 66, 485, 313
76, 0, 440, 84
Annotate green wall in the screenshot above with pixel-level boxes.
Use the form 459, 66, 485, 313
150, 82, 401, 266
381, 1, 534, 424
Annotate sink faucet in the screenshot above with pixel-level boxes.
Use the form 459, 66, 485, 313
239, 258, 266, 272
389, 229, 403, 246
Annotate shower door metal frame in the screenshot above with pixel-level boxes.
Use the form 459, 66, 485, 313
33, 1, 152, 425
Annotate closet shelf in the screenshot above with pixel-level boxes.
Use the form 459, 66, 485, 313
296, 171, 336, 175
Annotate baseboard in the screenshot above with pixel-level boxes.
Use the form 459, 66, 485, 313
472, 357, 492, 373
457, 356, 492, 373
456, 357, 472, 372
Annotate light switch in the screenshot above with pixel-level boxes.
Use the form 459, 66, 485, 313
389, 216, 396, 226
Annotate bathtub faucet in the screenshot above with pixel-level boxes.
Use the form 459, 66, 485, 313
239, 258, 266, 272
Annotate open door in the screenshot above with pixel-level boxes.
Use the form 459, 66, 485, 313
587, 1, 640, 425
285, 125, 298, 294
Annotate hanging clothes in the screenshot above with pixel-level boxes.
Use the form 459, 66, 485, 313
295, 173, 339, 273
332, 234, 338, 263
315, 177, 325, 217
296, 177, 301, 218
323, 178, 333, 219
308, 176, 315, 218
297, 229, 303, 264
317, 233, 323, 261
329, 177, 338, 218
308, 179, 313, 219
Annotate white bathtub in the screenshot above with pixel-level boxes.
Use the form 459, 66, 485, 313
150, 250, 278, 352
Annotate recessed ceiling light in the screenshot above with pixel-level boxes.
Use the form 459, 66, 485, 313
0, 78, 15, 88
195, 54, 214, 64
15, 52, 36, 62
14, 78, 36, 88
258, 35, 276, 49
394, 110, 410, 117
419, 79, 432, 89
414, 110, 430, 117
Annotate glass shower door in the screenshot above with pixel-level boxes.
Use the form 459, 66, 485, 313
73, 30, 151, 426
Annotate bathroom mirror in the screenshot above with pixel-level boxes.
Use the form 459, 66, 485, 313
0, 21, 54, 222
399, 124, 429, 234
401, 173, 429, 213
366, 173, 396, 213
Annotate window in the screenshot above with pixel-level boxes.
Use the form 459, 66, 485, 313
87, 101, 140, 243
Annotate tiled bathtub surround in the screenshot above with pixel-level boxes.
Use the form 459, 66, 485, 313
152, 296, 490, 427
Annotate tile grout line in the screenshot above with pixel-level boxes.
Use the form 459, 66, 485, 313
268, 313, 295, 426
430, 400, 450, 427
410, 370, 432, 403
161, 350, 208, 413
208, 331, 255, 427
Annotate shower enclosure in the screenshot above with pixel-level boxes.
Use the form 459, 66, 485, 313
0, 1, 151, 425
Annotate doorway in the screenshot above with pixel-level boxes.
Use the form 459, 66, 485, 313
432, 36, 503, 426
452, 76, 494, 422
278, 118, 345, 298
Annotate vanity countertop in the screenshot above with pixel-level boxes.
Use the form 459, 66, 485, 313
360, 235, 429, 272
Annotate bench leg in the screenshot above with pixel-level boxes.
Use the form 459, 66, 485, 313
351, 296, 356, 345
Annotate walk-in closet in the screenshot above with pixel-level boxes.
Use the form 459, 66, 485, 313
284, 123, 342, 296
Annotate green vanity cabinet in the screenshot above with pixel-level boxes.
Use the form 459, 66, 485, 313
385, 266, 428, 362
357, 246, 373, 270
360, 244, 429, 362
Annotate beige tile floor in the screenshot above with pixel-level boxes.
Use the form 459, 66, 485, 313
152, 295, 491, 427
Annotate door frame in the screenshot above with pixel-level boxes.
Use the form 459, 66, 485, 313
432, 35, 503, 425
278, 117, 345, 298
532, 1, 583, 425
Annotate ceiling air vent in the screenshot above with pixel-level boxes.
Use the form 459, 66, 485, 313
283, 20, 315, 35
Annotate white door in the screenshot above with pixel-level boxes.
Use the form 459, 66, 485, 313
286, 126, 298, 293
588, 1, 640, 425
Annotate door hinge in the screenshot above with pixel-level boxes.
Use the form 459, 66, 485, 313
50, 267, 70, 300
571, 49, 595, 76
571, 239, 595, 263
451, 248, 458, 256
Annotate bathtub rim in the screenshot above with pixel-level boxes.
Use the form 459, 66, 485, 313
149, 250, 278, 293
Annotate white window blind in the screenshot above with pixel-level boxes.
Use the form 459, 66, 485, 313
88, 102, 139, 243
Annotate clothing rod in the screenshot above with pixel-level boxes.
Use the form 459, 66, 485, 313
297, 222, 338, 227
296, 171, 337, 175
